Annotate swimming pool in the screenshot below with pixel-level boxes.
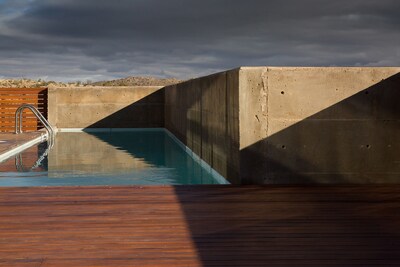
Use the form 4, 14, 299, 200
0, 130, 228, 186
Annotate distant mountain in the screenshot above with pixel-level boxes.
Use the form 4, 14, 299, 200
0, 78, 65, 88
0, 76, 182, 88
91, 76, 183, 86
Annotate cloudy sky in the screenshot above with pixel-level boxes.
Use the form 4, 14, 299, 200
0, 0, 399, 82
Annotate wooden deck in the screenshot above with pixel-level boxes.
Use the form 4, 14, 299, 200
0, 185, 399, 266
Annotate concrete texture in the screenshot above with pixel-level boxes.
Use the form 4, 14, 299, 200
165, 67, 400, 184
48, 86, 164, 129
239, 67, 400, 184
164, 70, 240, 183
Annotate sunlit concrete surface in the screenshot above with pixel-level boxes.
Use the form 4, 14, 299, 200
48, 86, 164, 129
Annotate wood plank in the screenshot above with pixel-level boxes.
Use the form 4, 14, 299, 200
0, 112, 40, 115
0, 110, 40, 113
0, 123, 40, 127
0, 95, 44, 98
0, 96, 47, 99
0, 88, 47, 132
0, 89, 46, 92
0, 115, 45, 119
0, 113, 45, 116
0, 100, 45, 104
0, 88, 46, 92
0, 128, 39, 132
0, 126, 39, 130
0, 185, 399, 266
0, 121, 38, 126
0, 92, 45, 96
0, 115, 41, 119
0, 104, 45, 107
0, 106, 45, 111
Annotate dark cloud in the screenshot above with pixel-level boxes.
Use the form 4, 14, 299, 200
0, 0, 399, 81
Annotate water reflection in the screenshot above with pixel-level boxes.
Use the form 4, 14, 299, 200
48, 132, 155, 176
0, 142, 48, 173
0, 130, 226, 186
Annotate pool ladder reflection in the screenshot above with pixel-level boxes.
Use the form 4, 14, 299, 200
14, 104, 56, 172
15, 145, 51, 172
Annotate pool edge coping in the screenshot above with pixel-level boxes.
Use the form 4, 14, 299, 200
0, 133, 47, 163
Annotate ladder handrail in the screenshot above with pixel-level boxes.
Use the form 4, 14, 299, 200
15, 104, 55, 146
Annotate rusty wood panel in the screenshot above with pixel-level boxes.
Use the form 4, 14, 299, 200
0, 127, 38, 132
0, 109, 43, 112
0, 99, 46, 104
0, 121, 40, 126
0, 93, 44, 96
0, 92, 46, 95
0, 111, 42, 115
0, 104, 46, 109
0, 104, 46, 108
0, 96, 43, 101
0, 127, 40, 132
0, 87, 46, 93
0, 88, 47, 132
0, 115, 40, 119
0, 91, 45, 94
1, 111, 45, 116
0, 118, 42, 122
0, 185, 399, 266
0, 118, 40, 122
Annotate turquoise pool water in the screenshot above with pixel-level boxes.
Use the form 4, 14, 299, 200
0, 130, 228, 186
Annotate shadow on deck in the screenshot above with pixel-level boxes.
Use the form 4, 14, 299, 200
0, 185, 399, 266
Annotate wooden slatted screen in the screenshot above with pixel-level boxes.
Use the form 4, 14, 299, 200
0, 88, 48, 132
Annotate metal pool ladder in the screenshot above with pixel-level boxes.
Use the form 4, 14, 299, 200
15, 104, 56, 147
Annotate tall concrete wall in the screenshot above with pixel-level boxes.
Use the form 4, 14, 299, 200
164, 70, 240, 183
48, 86, 164, 129
239, 67, 400, 184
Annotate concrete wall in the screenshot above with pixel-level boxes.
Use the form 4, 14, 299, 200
165, 67, 400, 184
48, 86, 164, 129
239, 67, 400, 184
47, 68, 400, 184
164, 70, 240, 183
